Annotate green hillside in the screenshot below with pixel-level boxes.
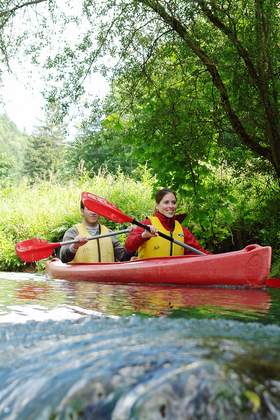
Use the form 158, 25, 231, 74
0, 114, 30, 177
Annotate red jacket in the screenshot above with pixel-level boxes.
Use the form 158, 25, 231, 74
125, 211, 209, 255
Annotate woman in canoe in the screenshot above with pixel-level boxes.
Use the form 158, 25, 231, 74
125, 188, 208, 259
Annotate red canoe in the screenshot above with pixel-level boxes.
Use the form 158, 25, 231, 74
45, 244, 272, 288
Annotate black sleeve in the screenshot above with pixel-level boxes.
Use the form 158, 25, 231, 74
59, 226, 79, 263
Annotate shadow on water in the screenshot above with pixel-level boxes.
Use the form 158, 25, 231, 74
0, 272, 280, 419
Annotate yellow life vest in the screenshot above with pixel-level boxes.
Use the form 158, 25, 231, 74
70, 223, 115, 263
138, 216, 185, 259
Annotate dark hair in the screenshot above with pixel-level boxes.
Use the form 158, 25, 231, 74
80, 200, 85, 210
155, 188, 177, 204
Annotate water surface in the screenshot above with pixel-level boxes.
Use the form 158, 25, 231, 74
0, 272, 279, 419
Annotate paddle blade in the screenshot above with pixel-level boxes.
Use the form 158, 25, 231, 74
82, 192, 133, 223
16, 238, 55, 262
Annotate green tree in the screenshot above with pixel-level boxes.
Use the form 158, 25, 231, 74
64, 100, 138, 177
22, 106, 66, 181
0, 114, 29, 178
65, 130, 137, 177
0, 0, 279, 178
22, 135, 58, 180
53, 1, 280, 178
0, 151, 14, 180
101, 48, 218, 189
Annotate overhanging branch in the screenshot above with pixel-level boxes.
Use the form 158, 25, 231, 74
0, 0, 47, 17
139, 0, 273, 162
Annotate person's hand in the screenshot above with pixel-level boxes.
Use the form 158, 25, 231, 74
71, 235, 88, 251
141, 225, 158, 239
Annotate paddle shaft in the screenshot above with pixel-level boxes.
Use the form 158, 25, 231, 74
34, 229, 132, 253
16, 228, 132, 263
57, 228, 131, 248
132, 220, 205, 255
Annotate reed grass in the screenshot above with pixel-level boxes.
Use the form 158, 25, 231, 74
0, 170, 156, 270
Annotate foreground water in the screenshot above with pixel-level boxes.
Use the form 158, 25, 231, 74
0, 272, 279, 419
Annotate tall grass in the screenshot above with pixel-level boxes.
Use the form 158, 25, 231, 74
0, 170, 156, 271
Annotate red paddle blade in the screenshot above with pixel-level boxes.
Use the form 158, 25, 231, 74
82, 192, 133, 224
16, 238, 55, 263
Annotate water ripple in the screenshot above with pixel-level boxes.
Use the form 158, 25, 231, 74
0, 317, 279, 419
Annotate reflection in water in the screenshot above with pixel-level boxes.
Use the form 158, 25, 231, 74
16, 283, 50, 300
0, 271, 274, 323
66, 282, 272, 319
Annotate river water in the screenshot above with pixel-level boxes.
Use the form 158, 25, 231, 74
0, 272, 279, 419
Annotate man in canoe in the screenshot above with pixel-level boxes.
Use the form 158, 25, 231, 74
125, 188, 209, 259
60, 200, 127, 263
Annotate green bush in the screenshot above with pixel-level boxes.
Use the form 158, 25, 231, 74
179, 169, 280, 276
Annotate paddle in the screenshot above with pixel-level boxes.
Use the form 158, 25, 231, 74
16, 228, 131, 263
81, 192, 206, 255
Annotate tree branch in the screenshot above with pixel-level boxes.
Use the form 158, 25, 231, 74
0, 0, 47, 17
197, 1, 280, 142
139, 0, 273, 162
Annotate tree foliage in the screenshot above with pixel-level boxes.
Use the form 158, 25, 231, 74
63, 100, 138, 177
0, 1, 279, 178
0, 0, 279, 266
22, 106, 66, 181
0, 113, 29, 178
22, 134, 61, 180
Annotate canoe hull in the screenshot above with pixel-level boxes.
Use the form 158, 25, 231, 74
45, 244, 271, 288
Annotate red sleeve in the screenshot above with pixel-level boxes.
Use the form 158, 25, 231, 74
125, 218, 152, 253
183, 227, 209, 255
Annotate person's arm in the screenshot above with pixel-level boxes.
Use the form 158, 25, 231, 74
59, 226, 80, 263
111, 235, 127, 261
183, 227, 210, 255
124, 218, 154, 253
